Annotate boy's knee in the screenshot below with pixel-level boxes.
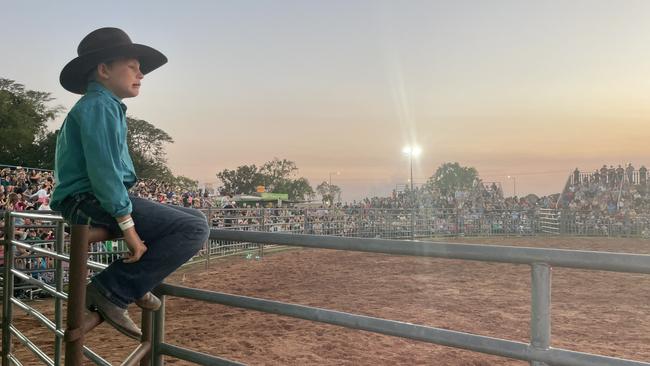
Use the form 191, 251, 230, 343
188, 217, 210, 242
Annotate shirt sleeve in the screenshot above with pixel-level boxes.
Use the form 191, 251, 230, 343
77, 102, 133, 217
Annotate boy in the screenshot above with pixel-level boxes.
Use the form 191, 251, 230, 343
52, 27, 209, 339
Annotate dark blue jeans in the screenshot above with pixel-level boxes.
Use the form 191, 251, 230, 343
60, 193, 209, 308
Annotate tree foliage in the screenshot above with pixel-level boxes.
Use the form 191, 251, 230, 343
259, 158, 297, 191
426, 162, 478, 196
0, 78, 182, 181
173, 175, 199, 192
284, 177, 314, 202
315, 181, 341, 205
126, 117, 174, 180
0, 78, 62, 168
216, 164, 263, 196
216, 158, 314, 200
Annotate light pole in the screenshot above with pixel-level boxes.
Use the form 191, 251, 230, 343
328, 171, 340, 206
507, 175, 517, 197
403, 145, 421, 239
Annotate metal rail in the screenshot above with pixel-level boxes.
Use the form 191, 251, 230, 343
3, 211, 650, 365
1, 211, 143, 366
147, 229, 650, 366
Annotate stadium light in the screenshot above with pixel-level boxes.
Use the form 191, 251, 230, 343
402, 145, 421, 240
402, 145, 422, 157
507, 175, 517, 197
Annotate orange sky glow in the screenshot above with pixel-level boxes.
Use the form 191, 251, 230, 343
4, 1, 650, 201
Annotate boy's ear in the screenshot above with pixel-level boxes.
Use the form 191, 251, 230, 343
96, 63, 111, 80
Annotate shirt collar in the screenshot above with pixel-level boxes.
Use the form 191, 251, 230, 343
86, 81, 128, 112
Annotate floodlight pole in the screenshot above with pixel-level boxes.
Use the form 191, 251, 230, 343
410, 153, 415, 240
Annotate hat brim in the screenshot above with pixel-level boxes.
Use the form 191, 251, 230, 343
60, 43, 167, 94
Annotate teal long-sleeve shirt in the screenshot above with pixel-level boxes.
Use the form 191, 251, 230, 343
50, 82, 137, 217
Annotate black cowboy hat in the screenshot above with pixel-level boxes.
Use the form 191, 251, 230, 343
60, 27, 167, 94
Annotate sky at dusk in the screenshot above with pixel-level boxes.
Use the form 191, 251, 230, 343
3, 1, 650, 201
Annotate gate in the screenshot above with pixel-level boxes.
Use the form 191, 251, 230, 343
538, 208, 561, 235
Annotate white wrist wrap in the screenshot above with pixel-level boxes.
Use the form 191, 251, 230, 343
118, 218, 135, 231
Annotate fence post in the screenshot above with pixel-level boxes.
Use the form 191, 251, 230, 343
153, 295, 166, 366
2, 211, 15, 365
410, 208, 415, 240
54, 220, 66, 366
205, 207, 211, 270
140, 310, 153, 366
530, 263, 551, 366
64, 224, 91, 365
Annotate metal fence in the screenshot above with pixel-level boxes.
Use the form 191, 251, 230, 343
200, 206, 650, 238
1, 206, 648, 280
154, 230, 650, 366
538, 208, 560, 235
2, 206, 649, 298
571, 169, 648, 186
200, 207, 541, 239
2, 211, 113, 365
3, 211, 650, 365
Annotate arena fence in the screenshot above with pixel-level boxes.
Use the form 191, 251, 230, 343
538, 209, 560, 235
201, 206, 650, 238
2, 205, 649, 298
3, 211, 650, 365
2, 211, 118, 366
151, 230, 650, 366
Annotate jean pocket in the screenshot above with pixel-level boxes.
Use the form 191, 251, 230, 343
78, 200, 113, 226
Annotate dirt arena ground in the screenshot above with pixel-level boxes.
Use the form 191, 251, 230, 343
3, 236, 650, 365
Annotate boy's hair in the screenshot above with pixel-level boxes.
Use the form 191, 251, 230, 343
86, 59, 118, 83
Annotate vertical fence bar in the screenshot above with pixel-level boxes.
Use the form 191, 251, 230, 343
54, 221, 66, 366
205, 207, 211, 270
2, 211, 16, 365
530, 263, 551, 366
140, 310, 153, 366
64, 224, 90, 366
153, 295, 166, 366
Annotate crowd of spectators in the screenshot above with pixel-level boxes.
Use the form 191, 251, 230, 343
0, 166, 54, 212
129, 178, 213, 208
560, 164, 650, 236
343, 180, 558, 213
0, 166, 213, 212
205, 167, 650, 238
4, 163, 650, 247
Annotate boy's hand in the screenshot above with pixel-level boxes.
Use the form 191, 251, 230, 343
122, 227, 147, 263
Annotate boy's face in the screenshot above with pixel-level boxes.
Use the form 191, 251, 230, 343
98, 58, 144, 99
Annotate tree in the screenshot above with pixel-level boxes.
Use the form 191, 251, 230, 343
126, 117, 174, 180
259, 158, 298, 192
0, 79, 192, 185
216, 165, 263, 196
28, 129, 59, 169
316, 181, 341, 205
174, 175, 199, 192
426, 162, 478, 196
216, 158, 314, 200
0, 78, 62, 167
284, 177, 315, 201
